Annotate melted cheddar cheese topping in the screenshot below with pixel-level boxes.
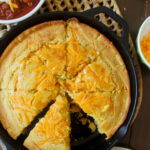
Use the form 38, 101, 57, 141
34, 96, 70, 146
13, 43, 66, 91
9, 42, 66, 125
65, 61, 115, 93
66, 29, 98, 78
10, 90, 58, 124
73, 92, 113, 115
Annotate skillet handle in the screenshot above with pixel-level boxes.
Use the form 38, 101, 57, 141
81, 6, 129, 46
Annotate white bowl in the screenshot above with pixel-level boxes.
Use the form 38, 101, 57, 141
111, 147, 131, 150
0, 0, 45, 24
136, 16, 150, 69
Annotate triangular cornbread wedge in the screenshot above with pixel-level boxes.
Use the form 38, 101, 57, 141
24, 95, 70, 150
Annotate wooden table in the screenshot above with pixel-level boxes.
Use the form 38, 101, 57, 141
116, 0, 150, 150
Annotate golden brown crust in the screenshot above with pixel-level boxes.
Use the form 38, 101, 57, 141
0, 91, 22, 139
67, 18, 100, 45
24, 140, 40, 150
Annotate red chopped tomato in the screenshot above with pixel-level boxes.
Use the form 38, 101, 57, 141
0, 0, 40, 20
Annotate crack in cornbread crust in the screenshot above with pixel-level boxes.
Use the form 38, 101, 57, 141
0, 18, 130, 142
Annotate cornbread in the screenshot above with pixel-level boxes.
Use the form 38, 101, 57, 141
0, 21, 66, 139
0, 19, 130, 145
24, 95, 70, 150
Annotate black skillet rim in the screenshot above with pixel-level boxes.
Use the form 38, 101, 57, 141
0, 7, 138, 150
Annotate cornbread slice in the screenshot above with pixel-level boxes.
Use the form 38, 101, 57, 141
63, 20, 130, 138
24, 95, 70, 150
0, 21, 66, 139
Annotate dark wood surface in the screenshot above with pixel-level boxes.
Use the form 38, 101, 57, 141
116, 0, 150, 150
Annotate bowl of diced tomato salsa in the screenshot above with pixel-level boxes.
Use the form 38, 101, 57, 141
0, 0, 45, 24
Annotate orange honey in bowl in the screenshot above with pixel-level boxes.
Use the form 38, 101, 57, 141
141, 31, 150, 63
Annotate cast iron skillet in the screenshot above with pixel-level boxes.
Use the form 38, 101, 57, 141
0, 6, 138, 150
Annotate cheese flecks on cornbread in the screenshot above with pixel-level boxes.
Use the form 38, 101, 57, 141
24, 95, 70, 150
0, 19, 130, 147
